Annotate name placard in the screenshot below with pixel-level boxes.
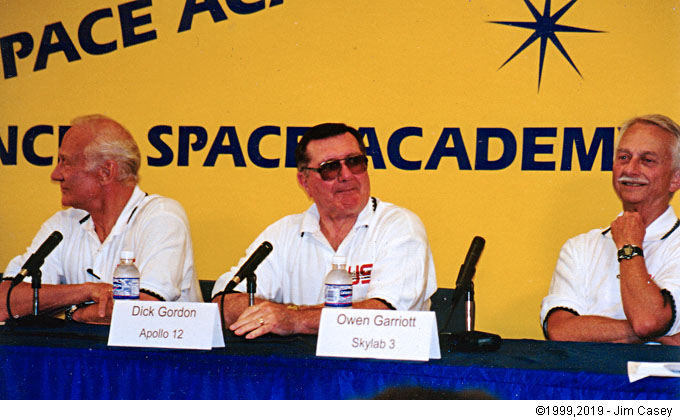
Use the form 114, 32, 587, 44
108, 301, 225, 350
316, 308, 440, 361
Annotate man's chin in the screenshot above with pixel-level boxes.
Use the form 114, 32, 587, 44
618, 194, 646, 208
338, 196, 369, 212
616, 186, 646, 200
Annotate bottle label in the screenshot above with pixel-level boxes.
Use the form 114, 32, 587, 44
113, 277, 140, 299
325, 284, 352, 307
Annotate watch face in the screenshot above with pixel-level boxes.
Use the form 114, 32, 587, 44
618, 245, 642, 261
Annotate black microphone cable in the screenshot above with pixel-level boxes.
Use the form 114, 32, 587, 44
4, 276, 21, 320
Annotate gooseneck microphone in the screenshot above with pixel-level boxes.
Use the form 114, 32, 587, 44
224, 241, 273, 293
6, 231, 66, 328
12, 231, 64, 286
456, 236, 485, 289
440, 235, 501, 352
456, 236, 485, 332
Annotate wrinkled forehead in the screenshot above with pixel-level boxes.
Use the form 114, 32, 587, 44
617, 123, 674, 156
59, 125, 93, 157
305, 133, 362, 164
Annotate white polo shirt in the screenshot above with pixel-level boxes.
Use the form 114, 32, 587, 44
541, 206, 680, 336
4, 186, 201, 302
213, 197, 437, 311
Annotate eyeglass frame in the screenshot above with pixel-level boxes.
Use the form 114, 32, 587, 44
301, 154, 369, 181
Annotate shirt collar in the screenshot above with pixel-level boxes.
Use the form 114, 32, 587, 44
300, 197, 376, 235
602, 206, 679, 241
644, 206, 679, 241
80, 186, 147, 239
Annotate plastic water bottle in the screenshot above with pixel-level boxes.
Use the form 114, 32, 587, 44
113, 251, 140, 299
324, 256, 352, 307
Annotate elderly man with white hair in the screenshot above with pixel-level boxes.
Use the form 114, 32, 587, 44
1, 115, 201, 324
542, 114, 680, 345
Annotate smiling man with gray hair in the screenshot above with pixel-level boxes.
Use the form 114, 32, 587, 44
541, 114, 680, 345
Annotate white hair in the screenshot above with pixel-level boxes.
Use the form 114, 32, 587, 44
71, 114, 141, 183
617, 114, 680, 170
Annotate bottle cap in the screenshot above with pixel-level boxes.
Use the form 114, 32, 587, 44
332, 255, 347, 265
121, 250, 135, 260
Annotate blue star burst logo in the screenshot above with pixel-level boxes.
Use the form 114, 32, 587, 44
490, 0, 604, 91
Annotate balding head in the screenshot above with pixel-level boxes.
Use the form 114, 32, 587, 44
70, 115, 141, 183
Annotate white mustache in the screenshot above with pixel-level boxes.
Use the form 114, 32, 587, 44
618, 175, 648, 185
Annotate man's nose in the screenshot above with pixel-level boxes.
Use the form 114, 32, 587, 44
337, 161, 353, 180
50, 163, 62, 181
625, 157, 642, 174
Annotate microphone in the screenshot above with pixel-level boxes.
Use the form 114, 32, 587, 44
12, 231, 63, 286
224, 241, 273, 293
455, 236, 485, 288
440, 235, 501, 352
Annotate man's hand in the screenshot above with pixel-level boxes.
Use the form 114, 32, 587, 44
71, 282, 114, 324
229, 301, 300, 339
656, 332, 680, 346
226, 297, 390, 339
610, 211, 674, 339
610, 211, 646, 249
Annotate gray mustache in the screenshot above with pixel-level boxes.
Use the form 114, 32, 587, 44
618, 175, 648, 184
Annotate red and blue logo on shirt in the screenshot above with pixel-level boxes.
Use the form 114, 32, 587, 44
348, 264, 372, 285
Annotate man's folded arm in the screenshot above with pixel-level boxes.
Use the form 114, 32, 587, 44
545, 308, 644, 344
0, 281, 106, 322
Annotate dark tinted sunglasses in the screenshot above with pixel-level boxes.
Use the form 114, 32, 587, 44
303, 155, 369, 181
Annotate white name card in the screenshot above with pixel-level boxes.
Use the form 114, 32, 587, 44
316, 308, 440, 361
108, 300, 225, 350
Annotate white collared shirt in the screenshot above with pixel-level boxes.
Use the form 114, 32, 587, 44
213, 197, 437, 311
5, 186, 201, 302
541, 206, 680, 336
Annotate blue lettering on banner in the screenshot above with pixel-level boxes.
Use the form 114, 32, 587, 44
0, 125, 70, 166
248, 125, 281, 168
1, 0, 285, 79
388, 127, 423, 170
426, 128, 472, 170
522, 127, 556, 171
474, 128, 516, 170
204, 126, 246, 167
561, 127, 614, 171
360, 128, 387, 169
1, 124, 615, 172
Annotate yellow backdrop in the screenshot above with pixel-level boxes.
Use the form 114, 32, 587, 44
2, 0, 679, 339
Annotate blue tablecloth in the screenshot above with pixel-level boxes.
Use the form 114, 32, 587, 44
0, 323, 678, 399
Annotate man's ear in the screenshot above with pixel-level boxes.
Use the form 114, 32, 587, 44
670, 169, 680, 193
98, 160, 118, 184
297, 170, 311, 198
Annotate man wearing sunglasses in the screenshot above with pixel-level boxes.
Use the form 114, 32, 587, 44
213, 123, 437, 339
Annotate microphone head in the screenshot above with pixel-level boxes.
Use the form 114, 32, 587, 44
465, 236, 485, 263
46, 231, 64, 246
230, 241, 274, 285
456, 236, 486, 288
13, 231, 64, 285
38, 231, 64, 257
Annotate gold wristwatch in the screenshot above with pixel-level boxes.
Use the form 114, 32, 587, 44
617, 244, 643, 262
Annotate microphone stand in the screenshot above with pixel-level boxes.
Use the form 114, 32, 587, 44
246, 273, 257, 307
7, 268, 65, 328
440, 270, 501, 352
464, 283, 475, 332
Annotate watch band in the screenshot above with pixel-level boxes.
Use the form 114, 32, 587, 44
64, 305, 79, 321
617, 244, 644, 262
64, 302, 95, 322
